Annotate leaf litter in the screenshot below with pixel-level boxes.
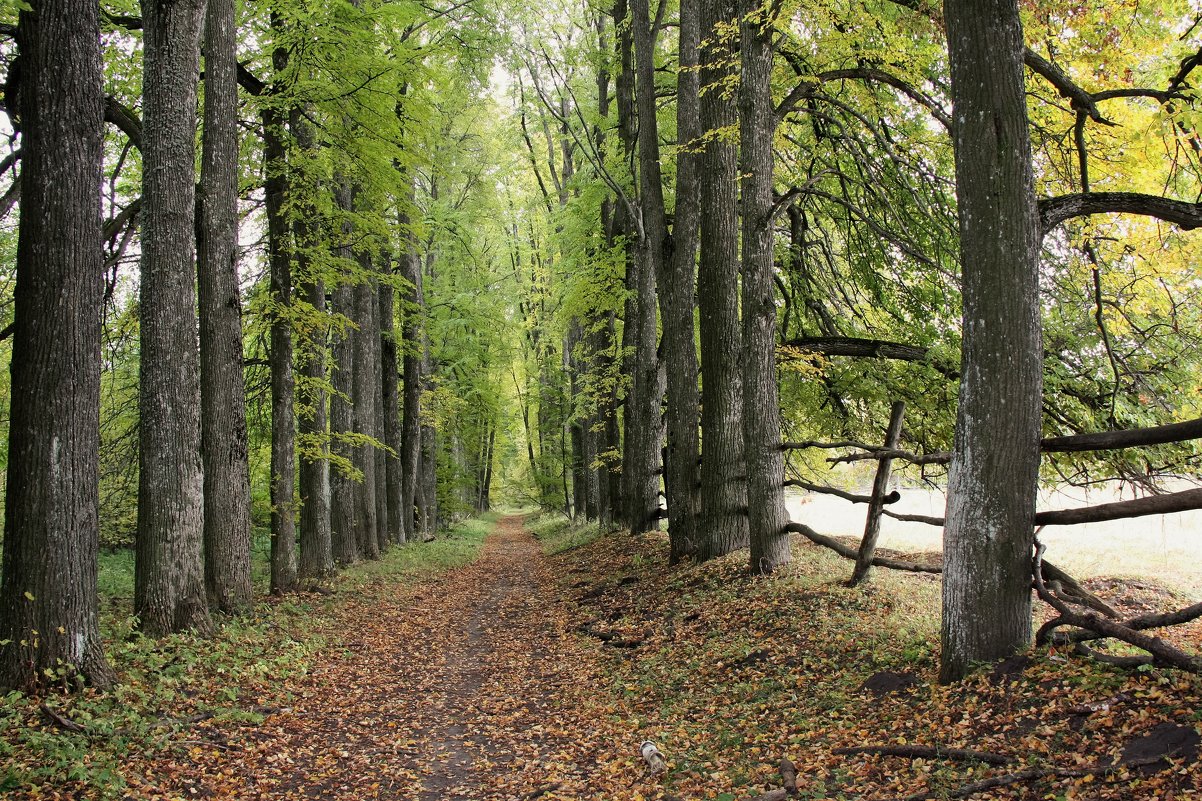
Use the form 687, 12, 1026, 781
15, 514, 1202, 800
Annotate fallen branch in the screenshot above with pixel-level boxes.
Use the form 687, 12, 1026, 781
889, 753, 1169, 801
1033, 542, 1201, 673
39, 703, 88, 734
741, 758, 798, 801
833, 743, 1014, 766
1056, 600, 1202, 644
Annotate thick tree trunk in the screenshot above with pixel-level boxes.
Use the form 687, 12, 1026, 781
352, 270, 380, 559
940, 0, 1043, 683
632, 0, 689, 548
696, 0, 749, 559
380, 269, 404, 544
198, 0, 252, 614
330, 185, 360, 565
297, 275, 334, 582
135, 0, 212, 636
292, 109, 334, 583
615, 0, 662, 535
665, 0, 702, 562
372, 266, 389, 547
400, 246, 424, 539
740, 0, 791, 574
264, 99, 298, 594
0, 0, 114, 689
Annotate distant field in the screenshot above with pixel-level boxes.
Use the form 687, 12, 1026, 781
786, 483, 1202, 600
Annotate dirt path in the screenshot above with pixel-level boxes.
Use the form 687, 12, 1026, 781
135, 516, 618, 800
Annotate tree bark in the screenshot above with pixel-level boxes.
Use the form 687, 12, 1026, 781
330, 184, 360, 565
264, 92, 298, 594
940, 0, 1043, 682
135, 0, 212, 636
740, 0, 791, 574
640, 0, 702, 561
198, 0, 252, 614
615, 0, 662, 535
292, 108, 334, 583
420, 334, 439, 535
697, 0, 749, 559
380, 262, 404, 544
0, 0, 114, 689
850, 401, 906, 586
352, 266, 380, 559
372, 264, 390, 547
401, 244, 424, 539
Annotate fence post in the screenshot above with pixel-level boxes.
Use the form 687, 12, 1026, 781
850, 400, 906, 586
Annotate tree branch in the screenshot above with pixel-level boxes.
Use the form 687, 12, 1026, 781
1040, 192, 1202, 234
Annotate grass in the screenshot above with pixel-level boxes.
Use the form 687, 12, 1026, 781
0, 514, 496, 800
526, 511, 604, 555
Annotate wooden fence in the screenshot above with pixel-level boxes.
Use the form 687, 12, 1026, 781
780, 402, 1202, 589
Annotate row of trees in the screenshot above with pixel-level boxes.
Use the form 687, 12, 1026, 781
502, 0, 1202, 681
4, 0, 1202, 691
0, 0, 513, 689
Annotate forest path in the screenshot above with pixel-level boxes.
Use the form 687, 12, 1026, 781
139, 516, 616, 800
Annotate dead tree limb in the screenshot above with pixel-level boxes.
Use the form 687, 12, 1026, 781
833, 743, 1014, 766
829, 449, 951, 466
786, 522, 940, 574
1033, 542, 1201, 673
881, 509, 945, 526
1034, 488, 1202, 526
784, 479, 899, 506
39, 703, 88, 734
1040, 415, 1202, 452
851, 401, 906, 586
890, 753, 1174, 801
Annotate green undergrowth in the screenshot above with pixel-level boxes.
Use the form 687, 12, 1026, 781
0, 514, 496, 799
553, 528, 1202, 800
527, 511, 604, 555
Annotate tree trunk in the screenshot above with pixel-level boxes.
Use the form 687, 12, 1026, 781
615, 0, 662, 535
330, 184, 360, 565
0, 0, 114, 689
372, 265, 389, 547
940, 0, 1043, 683
400, 245, 424, 539
664, 0, 702, 562
292, 108, 334, 583
198, 0, 252, 614
740, 0, 791, 574
264, 94, 298, 594
380, 266, 404, 544
420, 338, 439, 535
136, 0, 211, 636
352, 269, 380, 559
697, 0, 749, 560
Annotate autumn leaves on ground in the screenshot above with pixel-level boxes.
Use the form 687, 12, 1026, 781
5, 514, 1202, 800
